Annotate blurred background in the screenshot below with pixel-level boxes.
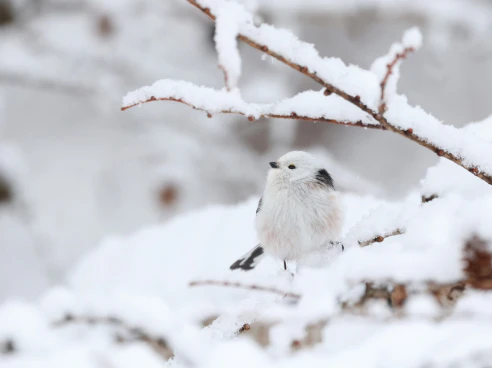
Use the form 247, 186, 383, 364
0, 0, 491, 302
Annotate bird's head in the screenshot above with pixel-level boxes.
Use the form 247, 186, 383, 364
267, 151, 334, 189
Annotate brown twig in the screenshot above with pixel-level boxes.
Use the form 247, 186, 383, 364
351, 280, 465, 310
218, 64, 232, 91
189, 280, 301, 300
421, 194, 438, 203
53, 314, 173, 360
122, 96, 383, 129
358, 228, 404, 247
378, 47, 415, 114
186, 0, 492, 186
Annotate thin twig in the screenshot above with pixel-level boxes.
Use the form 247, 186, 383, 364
122, 96, 383, 129
189, 280, 301, 300
218, 65, 231, 91
421, 194, 438, 203
358, 228, 404, 247
186, 0, 492, 186
378, 47, 415, 114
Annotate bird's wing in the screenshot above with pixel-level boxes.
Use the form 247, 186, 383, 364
230, 245, 265, 271
316, 169, 335, 190
256, 197, 263, 215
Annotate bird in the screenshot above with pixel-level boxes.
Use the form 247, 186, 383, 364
230, 150, 343, 271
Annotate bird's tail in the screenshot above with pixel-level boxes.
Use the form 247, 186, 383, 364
230, 245, 265, 271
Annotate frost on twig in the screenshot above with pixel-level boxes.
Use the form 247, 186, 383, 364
371, 27, 422, 114
174, 0, 492, 185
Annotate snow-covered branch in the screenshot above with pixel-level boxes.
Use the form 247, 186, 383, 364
214, 2, 248, 90
358, 228, 404, 247
371, 28, 421, 114
378, 49, 414, 114
122, 80, 381, 129
178, 0, 492, 186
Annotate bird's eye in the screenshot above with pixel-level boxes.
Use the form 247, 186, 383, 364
288, 164, 296, 170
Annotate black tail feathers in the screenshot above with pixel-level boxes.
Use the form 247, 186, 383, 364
230, 245, 265, 271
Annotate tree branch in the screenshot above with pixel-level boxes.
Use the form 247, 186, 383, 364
186, 0, 492, 186
122, 96, 384, 129
358, 228, 404, 247
189, 280, 301, 300
378, 46, 415, 114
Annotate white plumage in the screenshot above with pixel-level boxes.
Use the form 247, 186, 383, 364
230, 151, 343, 271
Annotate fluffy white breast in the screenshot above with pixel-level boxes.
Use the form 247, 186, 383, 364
255, 184, 342, 260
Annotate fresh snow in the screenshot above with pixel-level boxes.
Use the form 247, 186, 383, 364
2, 184, 492, 366
122, 80, 378, 126
124, 4, 492, 180
3, 0, 492, 367
214, 2, 249, 89
193, 0, 382, 109
371, 27, 423, 103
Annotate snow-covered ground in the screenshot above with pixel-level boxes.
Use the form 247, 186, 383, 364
2, 124, 492, 366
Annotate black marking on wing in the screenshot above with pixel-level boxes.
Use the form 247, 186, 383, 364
316, 169, 335, 190
256, 197, 263, 215
230, 245, 264, 271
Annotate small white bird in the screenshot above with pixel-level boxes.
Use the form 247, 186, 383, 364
230, 151, 343, 271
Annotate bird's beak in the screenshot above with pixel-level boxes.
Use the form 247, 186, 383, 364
269, 162, 279, 169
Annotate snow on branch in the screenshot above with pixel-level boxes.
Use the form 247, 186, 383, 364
181, 0, 492, 185
371, 27, 422, 114
358, 228, 404, 247
214, 2, 249, 90
122, 79, 381, 129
